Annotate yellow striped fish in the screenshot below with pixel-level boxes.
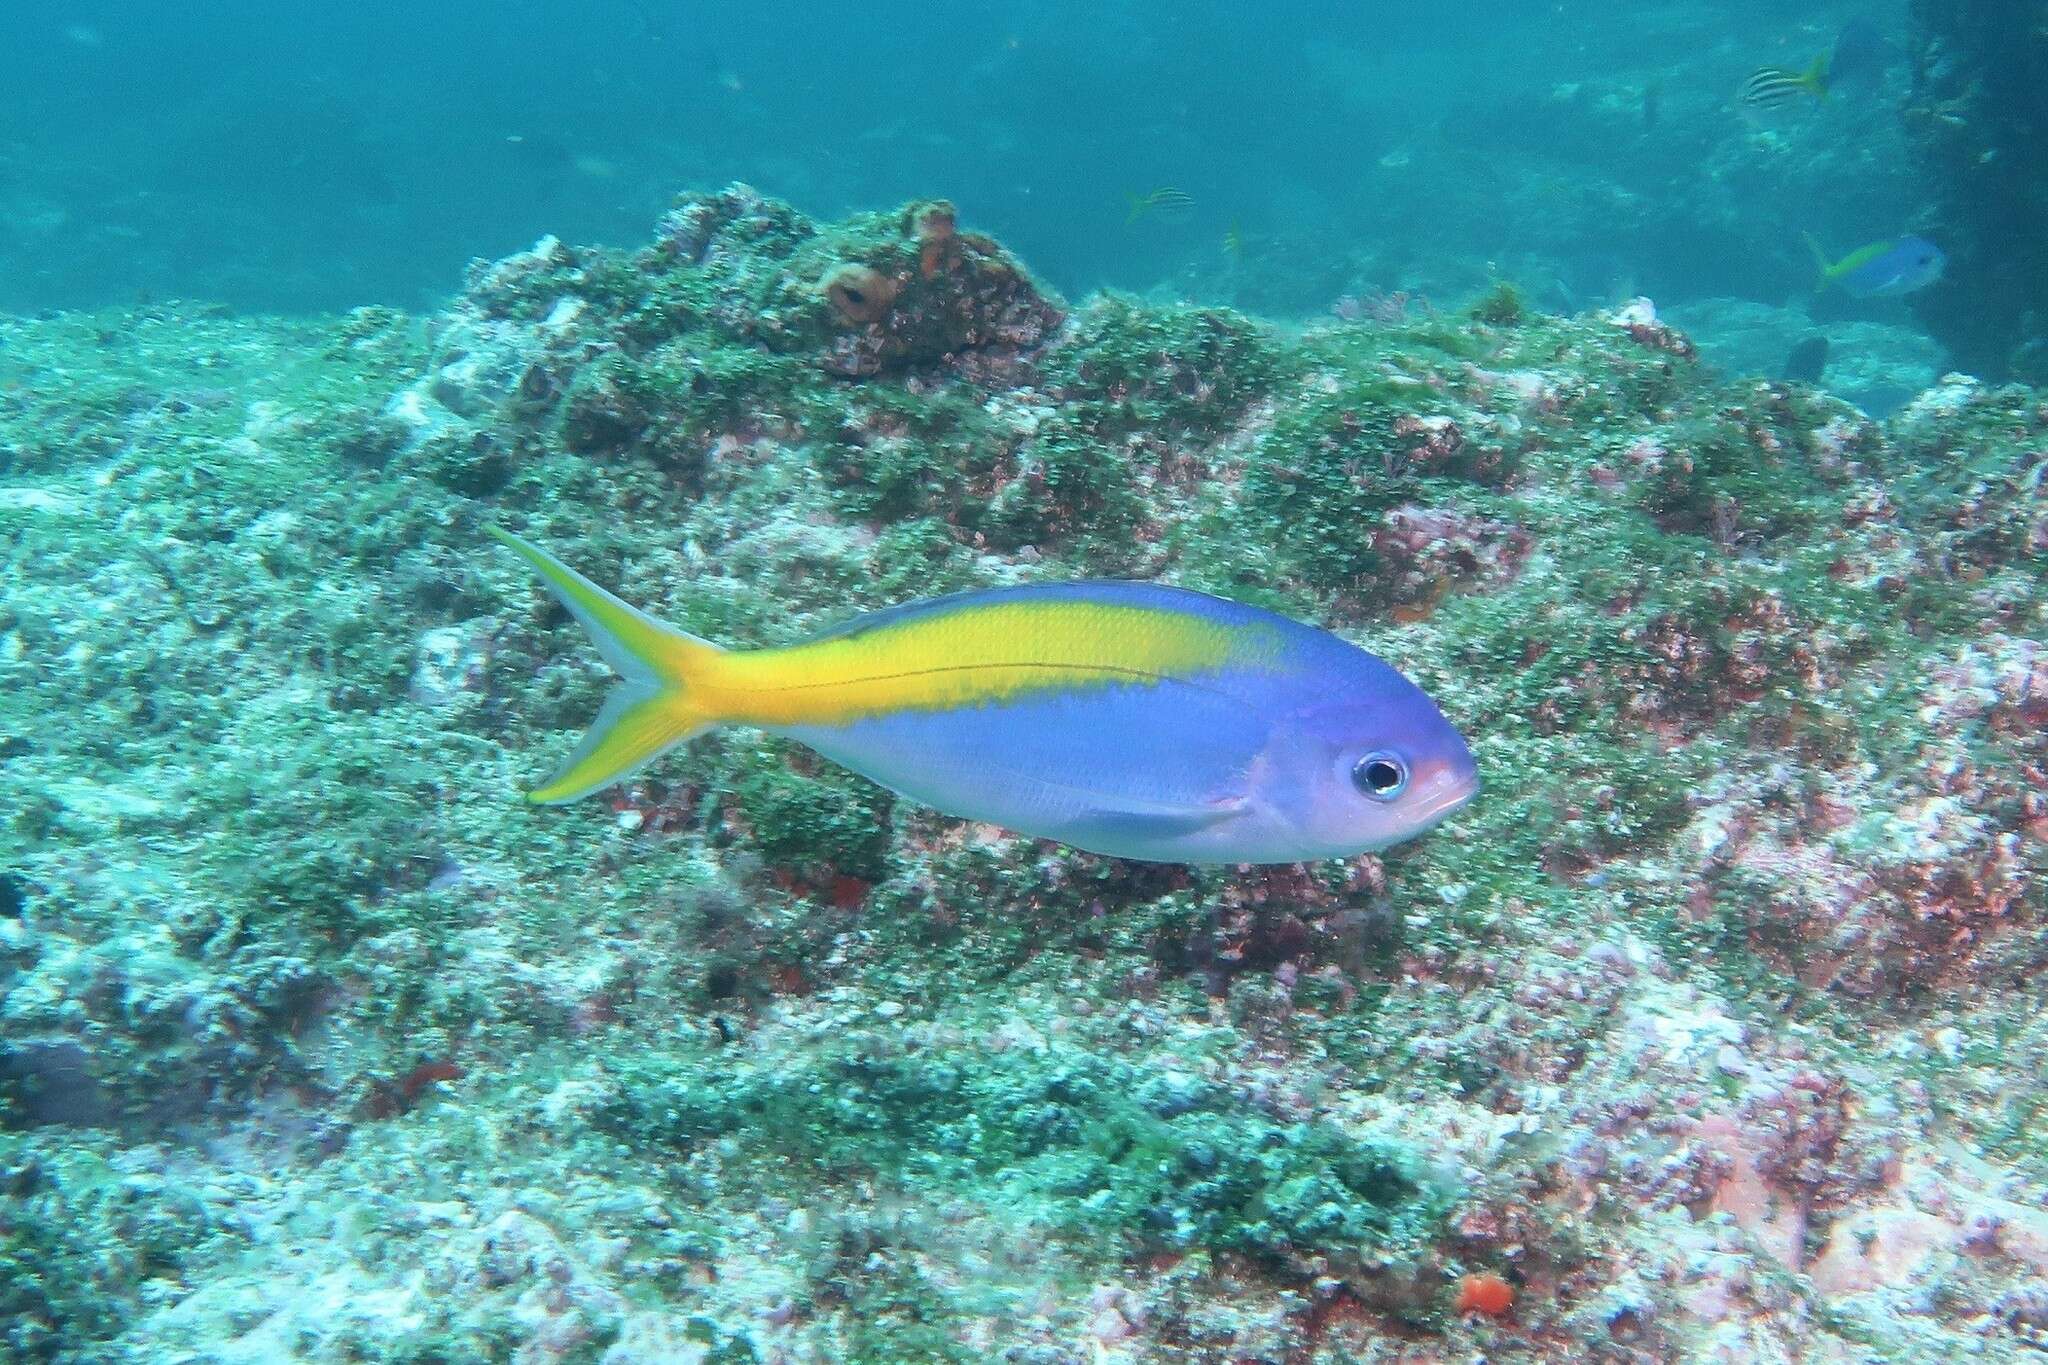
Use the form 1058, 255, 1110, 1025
491, 529, 1478, 864
1124, 186, 1196, 226
1738, 56, 1830, 117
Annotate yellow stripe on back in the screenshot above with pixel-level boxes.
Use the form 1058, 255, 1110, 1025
696, 598, 1255, 728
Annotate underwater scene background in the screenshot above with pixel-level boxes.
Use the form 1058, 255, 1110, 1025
1, 1, 2045, 1361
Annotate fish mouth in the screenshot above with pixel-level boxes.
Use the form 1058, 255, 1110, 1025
1404, 756, 1481, 833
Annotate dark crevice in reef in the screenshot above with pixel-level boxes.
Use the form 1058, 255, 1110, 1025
1904, 0, 2048, 380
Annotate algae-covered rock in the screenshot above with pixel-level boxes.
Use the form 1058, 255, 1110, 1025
0, 190, 2044, 1362
394, 184, 1065, 485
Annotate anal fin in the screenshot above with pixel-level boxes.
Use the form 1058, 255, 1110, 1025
1058, 799, 1245, 857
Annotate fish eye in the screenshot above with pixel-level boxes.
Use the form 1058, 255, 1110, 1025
1352, 752, 1408, 801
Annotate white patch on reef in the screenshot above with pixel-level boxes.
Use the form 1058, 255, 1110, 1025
1631, 981, 1747, 1064
382, 385, 437, 436
42, 777, 170, 823
1687, 800, 1736, 859
410, 624, 491, 708
0, 487, 81, 515
1902, 373, 1982, 419
541, 297, 586, 337
1610, 296, 1660, 327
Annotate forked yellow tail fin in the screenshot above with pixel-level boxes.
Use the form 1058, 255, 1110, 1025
1800, 53, 1831, 101
1802, 232, 1836, 290
487, 527, 721, 803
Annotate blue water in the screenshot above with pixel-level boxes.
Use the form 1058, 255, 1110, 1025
1, 1, 1916, 327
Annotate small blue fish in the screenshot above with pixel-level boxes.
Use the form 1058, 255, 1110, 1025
1807, 234, 1946, 298
493, 530, 1480, 864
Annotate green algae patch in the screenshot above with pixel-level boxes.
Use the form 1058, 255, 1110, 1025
1468, 281, 1529, 328
0, 1135, 236, 1360
1043, 294, 1301, 439
1636, 400, 1852, 545
596, 1026, 1451, 1276
726, 740, 895, 886
1225, 372, 1481, 595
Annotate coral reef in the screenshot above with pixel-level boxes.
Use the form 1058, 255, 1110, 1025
0, 188, 2043, 1361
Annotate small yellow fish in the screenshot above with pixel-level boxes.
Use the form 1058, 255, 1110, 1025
1222, 221, 1245, 261
1124, 186, 1195, 226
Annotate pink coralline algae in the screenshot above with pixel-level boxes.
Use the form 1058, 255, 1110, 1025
1561, 588, 1839, 742
1608, 296, 1698, 361
1677, 631, 2042, 999
1390, 412, 1466, 473
1371, 504, 1533, 618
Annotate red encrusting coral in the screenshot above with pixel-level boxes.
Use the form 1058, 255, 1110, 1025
1455, 1271, 1515, 1316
